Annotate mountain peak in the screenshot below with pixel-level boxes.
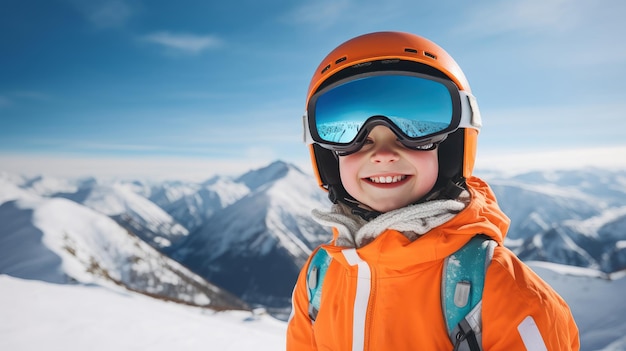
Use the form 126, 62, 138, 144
236, 160, 299, 191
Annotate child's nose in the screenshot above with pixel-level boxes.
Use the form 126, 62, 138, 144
367, 126, 400, 163
370, 144, 400, 163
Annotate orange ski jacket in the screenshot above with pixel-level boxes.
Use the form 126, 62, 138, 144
287, 177, 580, 350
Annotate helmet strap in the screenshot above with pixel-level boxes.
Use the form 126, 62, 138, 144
328, 185, 382, 221
423, 176, 467, 202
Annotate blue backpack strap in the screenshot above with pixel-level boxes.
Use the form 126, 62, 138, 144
442, 235, 496, 351
306, 247, 332, 322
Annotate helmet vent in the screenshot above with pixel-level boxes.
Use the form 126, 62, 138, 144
424, 51, 437, 60
404, 48, 418, 54
335, 56, 347, 64
321, 64, 331, 74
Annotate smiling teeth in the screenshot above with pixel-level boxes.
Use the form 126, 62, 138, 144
369, 175, 407, 184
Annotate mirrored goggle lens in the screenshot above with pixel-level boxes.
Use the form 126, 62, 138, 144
311, 74, 457, 145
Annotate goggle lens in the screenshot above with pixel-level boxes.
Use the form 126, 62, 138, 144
310, 74, 458, 145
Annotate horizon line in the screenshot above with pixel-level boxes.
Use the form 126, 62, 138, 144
1, 145, 625, 182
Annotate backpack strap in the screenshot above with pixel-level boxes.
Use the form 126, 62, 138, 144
306, 247, 332, 322
304, 235, 497, 348
442, 235, 497, 351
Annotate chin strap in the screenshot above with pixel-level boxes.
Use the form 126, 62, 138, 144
328, 176, 467, 222
424, 176, 466, 202
328, 186, 382, 221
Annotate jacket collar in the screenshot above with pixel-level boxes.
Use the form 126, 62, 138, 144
313, 191, 470, 248
313, 177, 510, 266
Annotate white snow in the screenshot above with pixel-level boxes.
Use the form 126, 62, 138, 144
565, 206, 626, 238
0, 178, 40, 205
0, 275, 286, 351
3, 165, 626, 350
528, 211, 551, 232
81, 183, 188, 237
0, 186, 233, 307
2, 261, 625, 351
528, 262, 626, 350
20, 174, 80, 197
205, 177, 250, 208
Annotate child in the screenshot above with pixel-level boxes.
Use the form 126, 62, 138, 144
287, 31, 579, 350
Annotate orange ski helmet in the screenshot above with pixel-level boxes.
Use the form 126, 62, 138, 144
303, 31, 482, 208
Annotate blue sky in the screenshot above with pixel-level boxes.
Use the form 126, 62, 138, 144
1, 0, 625, 180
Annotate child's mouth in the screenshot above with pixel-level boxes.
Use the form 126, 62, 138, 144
366, 175, 408, 184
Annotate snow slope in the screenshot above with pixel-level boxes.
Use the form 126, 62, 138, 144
55, 182, 189, 250
0, 182, 246, 310
147, 176, 250, 232
3, 164, 626, 349
0, 275, 285, 351
2, 262, 624, 351
170, 161, 331, 309
527, 262, 626, 351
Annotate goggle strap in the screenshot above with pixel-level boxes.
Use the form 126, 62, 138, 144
459, 91, 482, 130
303, 112, 314, 144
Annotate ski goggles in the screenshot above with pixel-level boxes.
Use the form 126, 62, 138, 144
304, 71, 481, 155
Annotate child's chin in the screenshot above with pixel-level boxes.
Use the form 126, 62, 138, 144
368, 199, 415, 213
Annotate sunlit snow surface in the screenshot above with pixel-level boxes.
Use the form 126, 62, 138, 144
2, 166, 626, 350
528, 263, 626, 351
3, 263, 626, 351
0, 275, 286, 351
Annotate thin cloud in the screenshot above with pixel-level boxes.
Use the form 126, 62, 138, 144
478, 102, 626, 151
475, 145, 626, 175
13, 91, 53, 102
457, 0, 585, 36
286, 0, 351, 28
0, 96, 11, 108
0, 91, 52, 108
66, 143, 165, 152
67, 0, 133, 28
452, 0, 626, 67
10, 137, 243, 156
284, 0, 410, 30
0, 154, 275, 181
142, 31, 222, 54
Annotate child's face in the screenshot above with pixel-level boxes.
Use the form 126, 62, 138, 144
338, 126, 438, 213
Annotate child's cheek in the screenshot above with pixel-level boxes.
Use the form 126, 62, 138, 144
338, 155, 363, 197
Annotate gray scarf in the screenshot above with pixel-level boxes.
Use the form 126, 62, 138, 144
312, 191, 470, 248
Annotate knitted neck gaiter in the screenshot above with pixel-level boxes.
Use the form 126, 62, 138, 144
312, 190, 469, 248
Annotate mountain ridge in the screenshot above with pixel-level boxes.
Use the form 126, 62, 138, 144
0, 182, 248, 311
2, 163, 626, 311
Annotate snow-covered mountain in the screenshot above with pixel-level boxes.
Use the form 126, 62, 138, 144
0, 177, 247, 310
3, 165, 626, 314
168, 161, 332, 311
484, 169, 626, 273
513, 207, 626, 273
527, 263, 626, 351
147, 176, 250, 233
487, 169, 626, 241
56, 182, 189, 250
13, 174, 192, 250
2, 164, 626, 349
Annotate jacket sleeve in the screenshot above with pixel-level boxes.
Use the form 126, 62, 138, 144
286, 257, 317, 351
482, 246, 580, 351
